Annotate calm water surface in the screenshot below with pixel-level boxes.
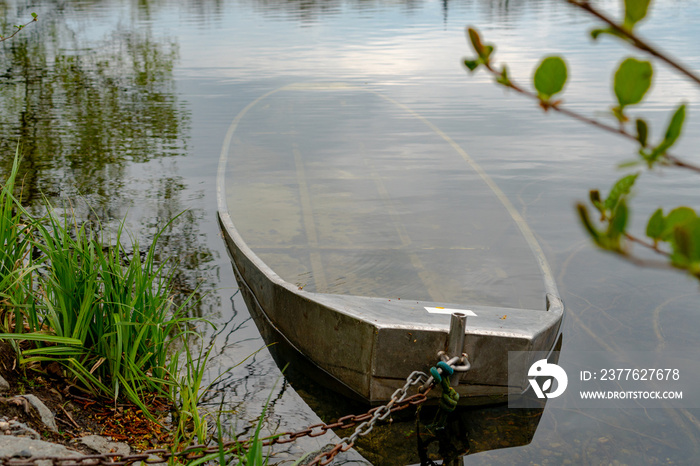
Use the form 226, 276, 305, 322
2, 0, 700, 463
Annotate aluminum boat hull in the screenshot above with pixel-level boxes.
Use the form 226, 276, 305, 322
217, 83, 564, 404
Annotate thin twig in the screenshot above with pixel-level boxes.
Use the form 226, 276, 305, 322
485, 62, 626, 137
60, 403, 82, 430
481, 62, 700, 174
0, 16, 38, 43
54, 416, 77, 434
568, 0, 700, 87
624, 232, 670, 258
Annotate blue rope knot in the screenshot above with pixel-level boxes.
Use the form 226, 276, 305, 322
429, 366, 442, 383
429, 360, 455, 385
436, 361, 454, 376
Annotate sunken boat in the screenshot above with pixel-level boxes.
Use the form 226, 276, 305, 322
217, 83, 564, 405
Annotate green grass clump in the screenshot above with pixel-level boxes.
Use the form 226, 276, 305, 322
0, 150, 285, 461
23, 210, 202, 414
0, 149, 204, 418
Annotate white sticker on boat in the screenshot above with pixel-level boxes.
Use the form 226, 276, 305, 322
424, 307, 477, 316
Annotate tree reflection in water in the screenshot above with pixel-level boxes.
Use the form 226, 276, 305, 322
0, 2, 216, 317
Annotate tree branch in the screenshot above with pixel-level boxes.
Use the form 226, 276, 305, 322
568, 0, 700, 87
0, 15, 38, 43
624, 232, 670, 258
481, 62, 700, 174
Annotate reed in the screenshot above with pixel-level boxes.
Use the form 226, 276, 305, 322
170, 338, 216, 445
0, 151, 204, 418
26, 209, 203, 412
169, 338, 265, 446
0, 148, 36, 339
228, 383, 311, 466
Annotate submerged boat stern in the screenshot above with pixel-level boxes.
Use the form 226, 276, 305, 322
311, 291, 564, 404
366, 295, 564, 404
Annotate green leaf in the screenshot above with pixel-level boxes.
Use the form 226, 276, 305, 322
685, 219, 700, 263
533, 56, 568, 100
0, 333, 82, 345
465, 28, 495, 67
669, 218, 700, 267
604, 173, 639, 211
590, 28, 607, 40
646, 208, 664, 240
577, 204, 603, 245
663, 104, 685, 148
624, 0, 652, 29
464, 59, 480, 71
31, 12, 38, 19
589, 190, 605, 215
608, 199, 629, 240
591, 27, 624, 40
22, 346, 86, 356
496, 65, 510, 86
467, 28, 490, 61
661, 207, 696, 240
468, 28, 482, 51
635, 118, 648, 146
614, 58, 653, 109
646, 106, 685, 163
618, 159, 642, 169
672, 226, 692, 263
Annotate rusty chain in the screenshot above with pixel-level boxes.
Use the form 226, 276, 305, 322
1, 354, 469, 466
309, 369, 437, 466
308, 352, 470, 466
0, 390, 429, 466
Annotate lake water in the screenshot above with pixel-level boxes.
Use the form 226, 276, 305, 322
2, 0, 700, 464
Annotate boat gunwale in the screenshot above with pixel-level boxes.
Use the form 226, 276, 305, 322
216, 83, 566, 402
